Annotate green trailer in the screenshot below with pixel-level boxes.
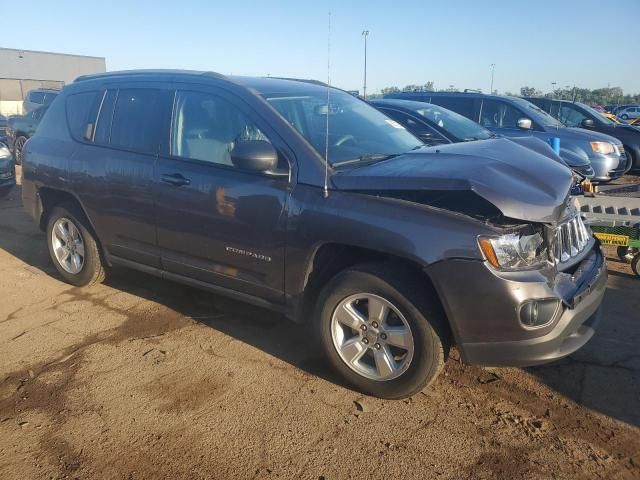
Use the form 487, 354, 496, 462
576, 184, 640, 278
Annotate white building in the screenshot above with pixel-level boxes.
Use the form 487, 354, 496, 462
0, 48, 106, 115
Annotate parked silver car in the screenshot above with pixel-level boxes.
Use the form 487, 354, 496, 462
618, 106, 640, 121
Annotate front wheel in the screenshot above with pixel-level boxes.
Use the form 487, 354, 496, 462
632, 254, 640, 278
315, 263, 449, 399
46, 203, 105, 286
621, 114, 629, 120
617, 246, 639, 264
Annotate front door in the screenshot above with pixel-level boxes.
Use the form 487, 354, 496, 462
155, 87, 291, 302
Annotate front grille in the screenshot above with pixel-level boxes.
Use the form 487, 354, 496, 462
549, 214, 591, 265
0, 170, 14, 180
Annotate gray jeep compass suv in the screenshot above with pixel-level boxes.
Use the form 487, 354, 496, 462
22, 71, 607, 398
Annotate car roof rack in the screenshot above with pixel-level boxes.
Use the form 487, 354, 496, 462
268, 77, 328, 87
74, 69, 226, 83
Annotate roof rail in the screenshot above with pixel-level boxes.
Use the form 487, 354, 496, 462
74, 69, 225, 83
269, 77, 328, 87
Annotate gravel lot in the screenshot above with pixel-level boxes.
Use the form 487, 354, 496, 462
1, 173, 639, 480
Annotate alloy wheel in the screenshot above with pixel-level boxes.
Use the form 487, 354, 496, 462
51, 217, 85, 274
15, 136, 27, 164
330, 293, 414, 381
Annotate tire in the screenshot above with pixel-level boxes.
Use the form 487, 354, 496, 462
621, 114, 629, 120
46, 203, 105, 286
314, 262, 449, 399
617, 246, 639, 264
632, 254, 640, 278
13, 136, 28, 165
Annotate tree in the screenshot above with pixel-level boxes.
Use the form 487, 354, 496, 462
520, 86, 542, 97
402, 81, 435, 92
379, 86, 400, 96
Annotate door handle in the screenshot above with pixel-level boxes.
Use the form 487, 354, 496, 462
160, 173, 191, 187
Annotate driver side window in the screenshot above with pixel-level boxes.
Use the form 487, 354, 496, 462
480, 100, 522, 129
171, 91, 272, 168
558, 105, 587, 127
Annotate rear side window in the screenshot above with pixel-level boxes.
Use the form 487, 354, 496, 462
29, 91, 45, 104
66, 91, 102, 142
109, 89, 169, 154
429, 97, 476, 121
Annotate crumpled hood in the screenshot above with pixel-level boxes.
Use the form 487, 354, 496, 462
332, 138, 574, 223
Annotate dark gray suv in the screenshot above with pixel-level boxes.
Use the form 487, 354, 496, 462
21, 71, 607, 398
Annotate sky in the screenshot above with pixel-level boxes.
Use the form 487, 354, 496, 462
2, 0, 639, 95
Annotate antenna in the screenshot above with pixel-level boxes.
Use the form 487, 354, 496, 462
323, 12, 331, 199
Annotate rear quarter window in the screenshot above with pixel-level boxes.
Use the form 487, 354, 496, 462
65, 91, 102, 142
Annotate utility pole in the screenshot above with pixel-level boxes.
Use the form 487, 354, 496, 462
490, 64, 495, 94
362, 30, 369, 99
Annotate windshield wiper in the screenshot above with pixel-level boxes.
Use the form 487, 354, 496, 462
332, 153, 399, 167
463, 136, 480, 142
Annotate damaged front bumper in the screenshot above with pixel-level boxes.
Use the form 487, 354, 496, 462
427, 243, 607, 367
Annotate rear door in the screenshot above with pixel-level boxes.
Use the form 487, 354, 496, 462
69, 86, 173, 267
154, 86, 291, 302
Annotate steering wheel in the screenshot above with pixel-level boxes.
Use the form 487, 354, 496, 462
334, 134, 356, 147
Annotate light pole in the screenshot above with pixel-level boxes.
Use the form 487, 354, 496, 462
551, 82, 557, 98
490, 64, 495, 94
362, 30, 369, 99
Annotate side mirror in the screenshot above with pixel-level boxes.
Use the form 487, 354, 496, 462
517, 118, 533, 130
581, 118, 595, 129
230, 140, 278, 173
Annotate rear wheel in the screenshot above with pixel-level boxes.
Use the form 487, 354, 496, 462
632, 254, 640, 278
14, 136, 28, 165
621, 114, 629, 120
315, 263, 449, 399
617, 246, 639, 264
46, 203, 105, 286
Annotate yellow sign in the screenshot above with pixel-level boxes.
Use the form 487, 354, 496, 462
594, 233, 629, 246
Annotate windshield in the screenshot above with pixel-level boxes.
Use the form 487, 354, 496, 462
262, 88, 422, 165
414, 104, 493, 141
577, 102, 617, 125
510, 97, 563, 128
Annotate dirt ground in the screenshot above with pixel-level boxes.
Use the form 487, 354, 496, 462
0, 173, 639, 480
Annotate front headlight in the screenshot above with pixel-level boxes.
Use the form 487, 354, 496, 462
478, 227, 548, 271
590, 141, 615, 155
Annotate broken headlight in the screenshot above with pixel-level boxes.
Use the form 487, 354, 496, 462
478, 227, 548, 271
